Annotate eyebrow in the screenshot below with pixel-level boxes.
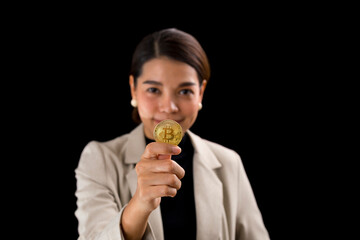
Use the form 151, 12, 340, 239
179, 82, 197, 87
142, 80, 162, 86
142, 80, 197, 87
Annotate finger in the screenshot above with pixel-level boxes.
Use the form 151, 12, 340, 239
136, 159, 185, 180
158, 154, 171, 160
145, 185, 178, 198
154, 160, 185, 179
139, 173, 182, 190
143, 142, 181, 159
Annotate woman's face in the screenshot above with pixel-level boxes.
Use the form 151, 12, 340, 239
130, 57, 207, 140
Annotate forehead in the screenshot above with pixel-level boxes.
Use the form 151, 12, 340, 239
139, 57, 199, 86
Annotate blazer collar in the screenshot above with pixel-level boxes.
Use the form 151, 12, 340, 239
187, 130, 222, 169
124, 123, 146, 165
187, 131, 223, 239
125, 124, 223, 240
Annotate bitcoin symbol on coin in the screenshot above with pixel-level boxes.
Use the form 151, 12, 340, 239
153, 119, 183, 145
163, 127, 174, 141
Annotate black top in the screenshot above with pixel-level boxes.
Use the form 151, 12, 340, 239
145, 133, 197, 240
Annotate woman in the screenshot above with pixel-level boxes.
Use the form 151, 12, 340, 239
75, 28, 270, 240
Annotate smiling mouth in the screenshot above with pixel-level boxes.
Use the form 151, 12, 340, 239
154, 118, 183, 124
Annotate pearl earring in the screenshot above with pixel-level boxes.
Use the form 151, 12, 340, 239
198, 102, 203, 110
131, 99, 138, 108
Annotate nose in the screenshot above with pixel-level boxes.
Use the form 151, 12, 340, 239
159, 94, 179, 113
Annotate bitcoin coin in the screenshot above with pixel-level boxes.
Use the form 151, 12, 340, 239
153, 119, 183, 145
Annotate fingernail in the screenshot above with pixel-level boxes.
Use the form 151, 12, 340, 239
172, 146, 181, 154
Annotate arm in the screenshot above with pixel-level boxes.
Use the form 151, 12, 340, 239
236, 154, 271, 240
75, 141, 184, 240
75, 141, 125, 240
120, 142, 184, 240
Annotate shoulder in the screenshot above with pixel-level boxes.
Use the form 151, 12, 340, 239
188, 131, 241, 166
203, 138, 242, 173
76, 134, 130, 180
76, 124, 145, 174
203, 138, 239, 158
80, 123, 144, 159
78, 130, 137, 174
188, 131, 245, 190
80, 133, 130, 159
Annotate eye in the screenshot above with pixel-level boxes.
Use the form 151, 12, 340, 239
147, 87, 160, 94
179, 89, 194, 95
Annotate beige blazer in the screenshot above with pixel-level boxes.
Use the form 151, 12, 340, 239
75, 123, 270, 240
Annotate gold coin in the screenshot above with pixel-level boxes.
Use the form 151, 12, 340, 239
153, 119, 183, 145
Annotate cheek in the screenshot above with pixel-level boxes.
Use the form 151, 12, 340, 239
180, 102, 199, 130
180, 101, 198, 114
137, 95, 157, 117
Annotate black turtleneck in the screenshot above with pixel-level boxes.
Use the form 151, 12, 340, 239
145, 133, 197, 240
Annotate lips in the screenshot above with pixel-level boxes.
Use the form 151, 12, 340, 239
154, 118, 183, 124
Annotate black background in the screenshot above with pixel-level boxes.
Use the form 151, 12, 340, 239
9, 5, 347, 240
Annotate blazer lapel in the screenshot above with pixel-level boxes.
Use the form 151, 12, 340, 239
188, 131, 223, 240
125, 123, 164, 240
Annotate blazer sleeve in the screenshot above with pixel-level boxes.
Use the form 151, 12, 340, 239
75, 141, 156, 240
236, 153, 271, 240
75, 141, 126, 240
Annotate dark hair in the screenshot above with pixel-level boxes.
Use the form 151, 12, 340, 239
130, 28, 211, 123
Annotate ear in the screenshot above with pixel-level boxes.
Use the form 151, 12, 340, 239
199, 79, 207, 102
129, 75, 136, 100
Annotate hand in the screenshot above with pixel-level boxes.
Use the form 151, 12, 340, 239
133, 141, 184, 214
121, 142, 184, 239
